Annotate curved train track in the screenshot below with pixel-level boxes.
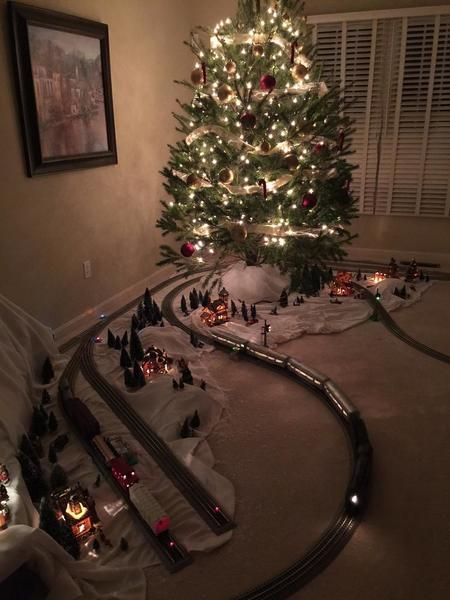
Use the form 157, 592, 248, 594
58, 270, 377, 596
353, 282, 450, 364
162, 277, 371, 600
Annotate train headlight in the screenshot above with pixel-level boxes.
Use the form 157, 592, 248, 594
350, 494, 359, 505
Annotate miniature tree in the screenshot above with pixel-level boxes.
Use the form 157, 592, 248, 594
190, 331, 199, 348
153, 300, 162, 321
144, 288, 152, 307
0, 484, 9, 502
190, 410, 200, 429
310, 264, 322, 294
182, 365, 194, 385
202, 290, 210, 308
31, 407, 47, 438
180, 417, 191, 438
17, 451, 47, 502
39, 496, 61, 541
114, 335, 122, 350
50, 465, 68, 490
130, 328, 145, 362
53, 434, 69, 452
31, 434, 44, 459
20, 434, 40, 465
251, 304, 257, 320
157, 0, 356, 280
131, 314, 139, 330
181, 295, 188, 314
41, 390, 51, 405
107, 329, 116, 348
241, 302, 249, 321
42, 357, 55, 384
231, 300, 237, 317
48, 412, 58, 434
124, 369, 135, 388
48, 444, 57, 465
279, 289, 288, 308
198, 290, 204, 304
120, 347, 132, 369
190, 289, 199, 310
133, 362, 146, 388
121, 331, 129, 347
120, 537, 129, 551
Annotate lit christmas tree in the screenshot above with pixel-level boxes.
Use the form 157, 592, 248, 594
158, 0, 356, 289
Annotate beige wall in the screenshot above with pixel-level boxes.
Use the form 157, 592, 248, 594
192, 0, 450, 262
0, 0, 192, 328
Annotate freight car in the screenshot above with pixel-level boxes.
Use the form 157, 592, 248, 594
92, 435, 140, 490
130, 483, 171, 535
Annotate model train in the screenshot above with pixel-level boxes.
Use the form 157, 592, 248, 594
208, 329, 373, 514
59, 382, 171, 535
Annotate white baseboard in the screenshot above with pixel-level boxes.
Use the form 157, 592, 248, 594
54, 266, 175, 348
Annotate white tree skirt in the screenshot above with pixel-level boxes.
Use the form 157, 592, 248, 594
187, 276, 433, 347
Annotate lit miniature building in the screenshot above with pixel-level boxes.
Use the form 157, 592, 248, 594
53, 484, 95, 540
330, 271, 354, 297
200, 299, 230, 327
142, 346, 169, 376
370, 271, 387, 284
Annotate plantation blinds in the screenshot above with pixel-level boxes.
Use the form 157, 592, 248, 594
310, 8, 450, 217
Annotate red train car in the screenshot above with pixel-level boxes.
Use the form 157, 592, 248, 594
110, 457, 139, 490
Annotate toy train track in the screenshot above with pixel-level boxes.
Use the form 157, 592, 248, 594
79, 337, 235, 535
58, 356, 192, 573
353, 282, 450, 364
161, 278, 372, 600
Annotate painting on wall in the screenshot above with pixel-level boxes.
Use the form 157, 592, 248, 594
8, 2, 118, 176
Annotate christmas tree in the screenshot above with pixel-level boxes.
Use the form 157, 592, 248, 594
157, 0, 356, 286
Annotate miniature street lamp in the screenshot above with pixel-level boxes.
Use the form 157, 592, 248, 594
261, 320, 271, 347
375, 289, 381, 301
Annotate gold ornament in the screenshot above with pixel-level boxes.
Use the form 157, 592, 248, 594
228, 222, 248, 243
253, 43, 265, 57
291, 63, 308, 82
218, 168, 234, 184
226, 60, 237, 75
191, 68, 204, 86
217, 83, 235, 103
284, 153, 299, 170
186, 173, 201, 188
260, 140, 271, 154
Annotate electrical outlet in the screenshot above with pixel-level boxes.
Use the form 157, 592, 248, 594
83, 260, 92, 279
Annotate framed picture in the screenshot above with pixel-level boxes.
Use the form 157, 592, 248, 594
8, 2, 118, 176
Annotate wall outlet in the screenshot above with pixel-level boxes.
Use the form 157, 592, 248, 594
83, 260, 92, 279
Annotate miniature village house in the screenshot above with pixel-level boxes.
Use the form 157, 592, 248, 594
142, 345, 169, 376
53, 484, 96, 540
330, 272, 354, 297
200, 295, 230, 327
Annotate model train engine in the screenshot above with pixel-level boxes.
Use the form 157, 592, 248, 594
92, 435, 139, 490
130, 483, 171, 535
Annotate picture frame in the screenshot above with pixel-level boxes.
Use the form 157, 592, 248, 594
8, 2, 118, 176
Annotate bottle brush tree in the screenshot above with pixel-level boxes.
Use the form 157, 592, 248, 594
157, 0, 357, 287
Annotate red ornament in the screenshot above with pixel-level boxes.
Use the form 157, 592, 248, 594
314, 142, 328, 155
259, 74, 276, 92
180, 242, 195, 258
301, 192, 318, 209
240, 112, 257, 130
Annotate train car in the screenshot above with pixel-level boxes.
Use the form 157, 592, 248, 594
323, 380, 357, 419
110, 457, 139, 490
286, 358, 327, 389
209, 330, 248, 351
130, 483, 170, 535
245, 342, 288, 367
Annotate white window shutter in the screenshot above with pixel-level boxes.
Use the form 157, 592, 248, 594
313, 9, 450, 218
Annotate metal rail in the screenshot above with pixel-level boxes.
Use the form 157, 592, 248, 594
79, 339, 235, 535
58, 352, 192, 573
353, 282, 450, 364
161, 278, 367, 600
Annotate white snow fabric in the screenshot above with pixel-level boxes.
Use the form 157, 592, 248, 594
188, 275, 432, 347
